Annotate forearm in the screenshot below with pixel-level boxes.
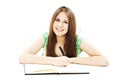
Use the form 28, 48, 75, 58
19, 53, 55, 65
70, 56, 109, 67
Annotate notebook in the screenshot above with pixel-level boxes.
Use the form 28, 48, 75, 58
23, 64, 90, 75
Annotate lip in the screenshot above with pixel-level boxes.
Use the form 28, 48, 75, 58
56, 28, 64, 32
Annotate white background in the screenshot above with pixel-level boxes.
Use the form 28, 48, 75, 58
0, 0, 120, 82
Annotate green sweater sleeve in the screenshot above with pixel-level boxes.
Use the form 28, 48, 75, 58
43, 32, 49, 51
76, 35, 83, 56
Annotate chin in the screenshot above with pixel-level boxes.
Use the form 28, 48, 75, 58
56, 33, 64, 36
54, 32, 65, 36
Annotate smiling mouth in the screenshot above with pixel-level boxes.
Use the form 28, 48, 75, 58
56, 28, 64, 32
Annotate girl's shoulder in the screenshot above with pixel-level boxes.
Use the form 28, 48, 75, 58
42, 32, 49, 42
76, 35, 83, 45
42, 32, 49, 50
76, 35, 83, 55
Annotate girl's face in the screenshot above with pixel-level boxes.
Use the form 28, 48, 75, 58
53, 12, 69, 36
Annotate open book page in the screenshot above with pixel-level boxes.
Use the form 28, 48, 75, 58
25, 64, 59, 73
24, 64, 89, 74
54, 64, 89, 73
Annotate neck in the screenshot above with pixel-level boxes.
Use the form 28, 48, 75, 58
56, 36, 65, 45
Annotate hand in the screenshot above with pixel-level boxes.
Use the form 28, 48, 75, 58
52, 56, 71, 67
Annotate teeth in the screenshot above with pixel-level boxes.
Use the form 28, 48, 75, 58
56, 28, 63, 32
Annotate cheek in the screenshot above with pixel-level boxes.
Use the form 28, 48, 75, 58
53, 22, 56, 29
53, 22, 57, 28
66, 27, 68, 32
64, 25, 68, 30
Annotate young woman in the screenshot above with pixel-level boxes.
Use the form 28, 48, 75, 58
19, 6, 109, 67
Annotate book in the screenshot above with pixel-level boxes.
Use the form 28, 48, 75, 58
23, 64, 90, 75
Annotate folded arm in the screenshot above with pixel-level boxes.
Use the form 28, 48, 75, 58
69, 39, 109, 67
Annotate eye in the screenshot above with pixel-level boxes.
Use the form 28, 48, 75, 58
64, 21, 69, 24
55, 18, 60, 22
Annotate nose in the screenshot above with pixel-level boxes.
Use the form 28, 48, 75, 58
58, 22, 62, 27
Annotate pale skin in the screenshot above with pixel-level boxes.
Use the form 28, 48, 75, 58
19, 12, 109, 67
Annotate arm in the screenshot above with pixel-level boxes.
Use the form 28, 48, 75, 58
70, 39, 109, 67
19, 35, 70, 66
19, 53, 70, 66
19, 35, 54, 64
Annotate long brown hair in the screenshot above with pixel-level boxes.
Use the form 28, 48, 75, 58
46, 6, 77, 57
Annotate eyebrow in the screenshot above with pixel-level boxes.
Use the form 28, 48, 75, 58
56, 17, 68, 22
